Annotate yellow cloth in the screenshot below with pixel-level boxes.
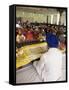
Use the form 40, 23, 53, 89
16, 42, 47, 69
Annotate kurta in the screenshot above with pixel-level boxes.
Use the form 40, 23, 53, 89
33, 48, 63, 82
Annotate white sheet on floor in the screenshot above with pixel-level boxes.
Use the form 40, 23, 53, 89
16, 63, 42, 83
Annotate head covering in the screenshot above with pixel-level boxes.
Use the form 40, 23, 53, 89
16, 24, 22, 29
46, 32, 59, 48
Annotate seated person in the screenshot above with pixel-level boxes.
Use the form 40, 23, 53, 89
33, 33, 63, 82
26, 30, 34, 41
16, 29, 26, 44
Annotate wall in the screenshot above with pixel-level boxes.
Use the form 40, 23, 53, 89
16, 8, 66, 25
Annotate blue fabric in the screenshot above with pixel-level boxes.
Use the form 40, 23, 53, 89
46, 33, 59, 48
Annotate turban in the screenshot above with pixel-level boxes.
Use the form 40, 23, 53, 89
46, 33, 59, 48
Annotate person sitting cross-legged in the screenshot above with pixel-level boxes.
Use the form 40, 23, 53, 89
33, 33, 63, 82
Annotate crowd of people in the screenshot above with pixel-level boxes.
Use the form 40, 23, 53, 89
16, 19, 66, 51
16, 19, 66, 82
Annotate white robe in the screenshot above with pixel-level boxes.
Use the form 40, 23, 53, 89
33, 48, 63, 82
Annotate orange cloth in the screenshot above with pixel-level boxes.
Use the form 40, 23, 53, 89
26, 31, 33, 40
